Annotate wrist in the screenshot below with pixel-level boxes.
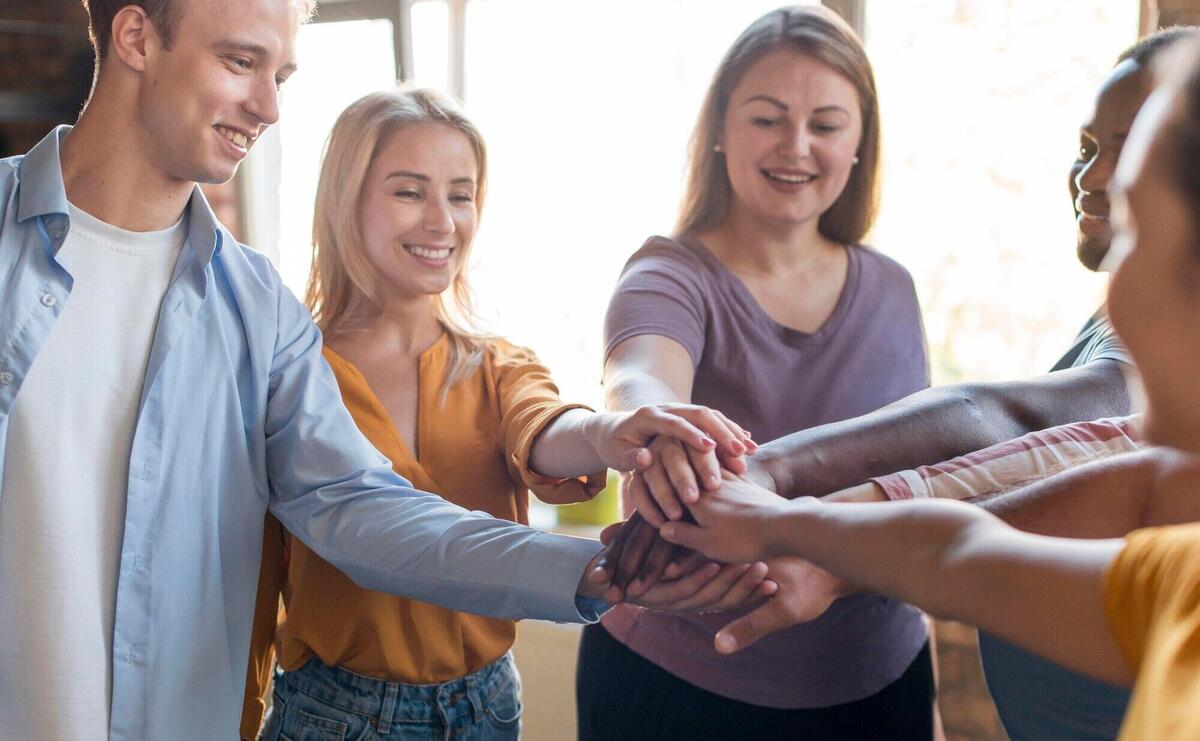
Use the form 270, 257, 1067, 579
576, 548, 608, 601
764, 497, 819, 558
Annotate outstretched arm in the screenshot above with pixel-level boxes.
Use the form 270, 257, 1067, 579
662, 484, 1132, 686
748, 360, 1130, 497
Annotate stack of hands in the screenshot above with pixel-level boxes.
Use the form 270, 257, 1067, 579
580, 404, 849, 655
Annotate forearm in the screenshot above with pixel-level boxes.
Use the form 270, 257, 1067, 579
756, 364, 1131, 498
529, 408, 606, 479
768, 498, 1130, 684
605, 368, 686, 411
978, 448, 1161, 537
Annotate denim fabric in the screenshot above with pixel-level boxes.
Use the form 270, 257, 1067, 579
0, 126, 603, 739
262, 654, 522, 741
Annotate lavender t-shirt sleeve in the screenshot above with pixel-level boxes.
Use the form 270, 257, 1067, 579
604, 239, 707, 368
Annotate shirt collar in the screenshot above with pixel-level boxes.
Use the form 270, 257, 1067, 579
16, 124, 226, 264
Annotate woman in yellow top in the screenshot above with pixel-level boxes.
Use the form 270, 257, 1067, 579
242, 88, 770, 741
655, 39, 1200, 741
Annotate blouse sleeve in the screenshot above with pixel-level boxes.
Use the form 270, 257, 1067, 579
239, 514, 287, 740
493, 342, 607, 504
1103, 523, 1200, 674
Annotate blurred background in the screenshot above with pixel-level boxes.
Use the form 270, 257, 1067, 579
4, 1, 1198, 738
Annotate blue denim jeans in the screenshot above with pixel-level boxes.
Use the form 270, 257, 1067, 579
261, 653, 522, 741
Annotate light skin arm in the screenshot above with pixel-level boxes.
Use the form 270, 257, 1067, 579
528, 406, 750, 483
604, 335, 755, 523
748, 360, 1131, 497
662, 485, 1132, 686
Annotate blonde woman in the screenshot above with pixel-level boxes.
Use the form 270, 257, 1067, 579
241, 89, 766, 741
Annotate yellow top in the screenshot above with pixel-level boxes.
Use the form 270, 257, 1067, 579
239, 337, 604, 738
1104, 522, 1200, 740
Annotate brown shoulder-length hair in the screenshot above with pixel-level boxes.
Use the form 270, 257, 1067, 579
676, 4, 881, 244
306, 88, 494, 395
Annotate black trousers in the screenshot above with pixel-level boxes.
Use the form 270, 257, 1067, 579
576, 623, 935, 741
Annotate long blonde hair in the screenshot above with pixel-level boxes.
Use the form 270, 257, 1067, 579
306, 88, 493, 394
676, 5, 881, 244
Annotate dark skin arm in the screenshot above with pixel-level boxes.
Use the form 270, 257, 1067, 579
751, 360, 1131, 498
608, 360, 1131, 597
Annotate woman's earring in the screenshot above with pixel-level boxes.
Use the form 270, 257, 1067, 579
852, 155, 860, 165
713, 143, 724, 153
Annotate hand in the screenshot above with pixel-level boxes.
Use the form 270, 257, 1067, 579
712, 557, 849, 654
618, 407, 756, 527
586, 526, 776, 612
659, 475, 792, 564
594, 513, 688, 601
583, 404, 755, 475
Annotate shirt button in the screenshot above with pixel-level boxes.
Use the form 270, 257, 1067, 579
40, 293, 56, 307
0, 371, 13, 385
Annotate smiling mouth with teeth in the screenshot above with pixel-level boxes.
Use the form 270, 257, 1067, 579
405, 244, 454, 261
763, 169, 817, 184
215, 125, 252, 151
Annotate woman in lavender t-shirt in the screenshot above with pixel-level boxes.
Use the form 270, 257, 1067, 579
576, 7, 933, 740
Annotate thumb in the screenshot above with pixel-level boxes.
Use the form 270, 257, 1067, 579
713, 597, 799, 654
631, 446, 653, 471
659, 520, 706, 551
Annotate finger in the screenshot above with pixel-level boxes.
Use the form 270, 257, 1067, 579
671, 407, 745, 457
657, 440, 699, 511
596, 518, 637, 598
637, 410, 716, 454
641, 459, 683, 521
664, 549, 707, 579
614, 517, 658, 590
718, 449, 749, 476
599, 521, 625, 546
628, 537, 677, 597
713, 596, 804, 654
668, 563, 751, 612
659, 520, 707, 552
628, 472, 667, 528
709, 561, 769, 612
635, 561, 721, 607
710, 408, 756, 452
685, 445, 722, 491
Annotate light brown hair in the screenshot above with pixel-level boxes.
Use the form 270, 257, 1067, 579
676, 4, 881, 244
307, 88, 493, 395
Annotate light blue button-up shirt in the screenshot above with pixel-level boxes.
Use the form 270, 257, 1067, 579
0, 127, 605, 739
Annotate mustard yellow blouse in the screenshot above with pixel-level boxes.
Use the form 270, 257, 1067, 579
1104, 522, 1200, 740
240, 337, 604, 737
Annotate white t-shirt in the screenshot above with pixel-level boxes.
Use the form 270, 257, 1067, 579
0, 203, 185, 740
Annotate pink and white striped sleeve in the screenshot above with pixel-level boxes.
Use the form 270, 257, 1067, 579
870, 415, 1144, 501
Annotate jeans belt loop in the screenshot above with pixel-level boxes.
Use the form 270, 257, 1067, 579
466, 671, 485, 724
377, 680, 400, 735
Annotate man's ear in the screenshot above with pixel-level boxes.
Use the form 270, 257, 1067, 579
109, 5, 161, 73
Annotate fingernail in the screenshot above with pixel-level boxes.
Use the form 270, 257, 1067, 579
703, 435, 716, 447
715, 634, 737, 654
732, 441, 745, 455
684, 487, 698, 502
630, 578, 644, 593
707, 474, 720, 489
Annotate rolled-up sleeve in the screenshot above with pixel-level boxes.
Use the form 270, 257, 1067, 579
495, 343, 606, 504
